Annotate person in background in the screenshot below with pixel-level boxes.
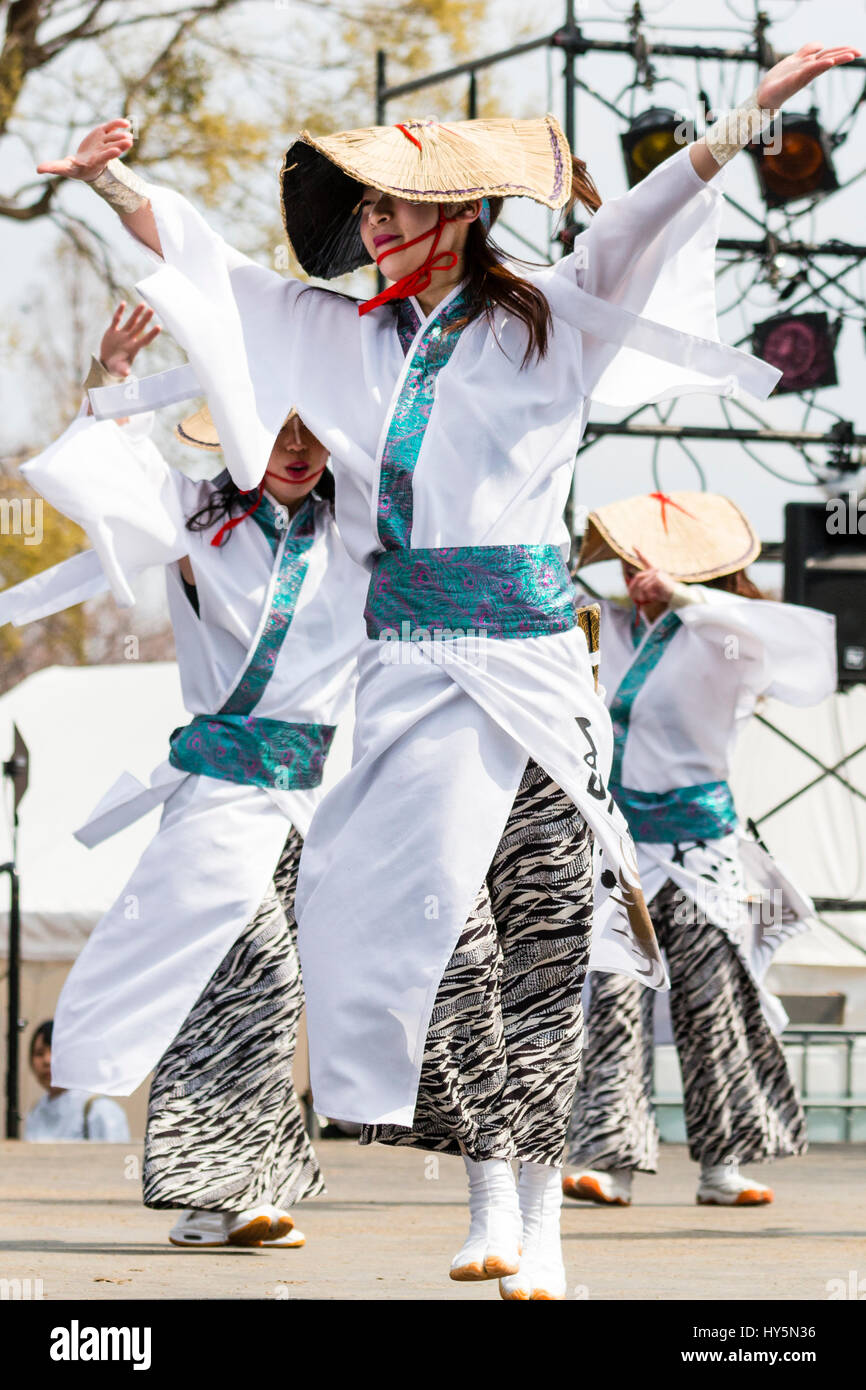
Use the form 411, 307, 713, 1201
563, 491, 837, 1209
2, 303, 366, 1249
25, 1020, 130, 1142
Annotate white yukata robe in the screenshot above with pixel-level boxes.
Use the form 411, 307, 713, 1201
115, 144, 783, 1124
1, 413, 366, 1094
586, 586, 837, 1032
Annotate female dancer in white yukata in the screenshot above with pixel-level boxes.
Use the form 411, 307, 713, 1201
564, 492, 836, 1211
0, 305, 367, 1248
36, 39, 857, 1298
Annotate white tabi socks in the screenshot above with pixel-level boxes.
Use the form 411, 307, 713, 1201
500, 1161, 567, 1300
449, 1156, 521, 1281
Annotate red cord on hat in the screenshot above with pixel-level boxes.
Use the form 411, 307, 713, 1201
648, 491, 697, 533
210, 487, 264, 546
394, 123, 423, 151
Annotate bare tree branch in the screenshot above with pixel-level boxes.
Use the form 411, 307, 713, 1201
0, 176, 57, 217
43, 0, 238, 53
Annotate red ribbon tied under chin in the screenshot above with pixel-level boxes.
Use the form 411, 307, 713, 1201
358, 207, 458, 317
647, 491, 697, 534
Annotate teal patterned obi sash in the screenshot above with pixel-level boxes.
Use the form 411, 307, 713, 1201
169, 494, 335, 790
609, 778, 738, 843
364, 544, 577, 640
169, 715, 335, 790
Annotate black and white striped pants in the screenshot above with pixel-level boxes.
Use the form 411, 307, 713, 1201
142, 828, 324, 1212
566, 878, 807, 1171
362, 759, 595, 1167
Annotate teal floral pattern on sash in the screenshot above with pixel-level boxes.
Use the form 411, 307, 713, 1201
611, 780, 738, 843
169, 715, 335, 790
377, 289, 470, 550
365, 544, 576, 640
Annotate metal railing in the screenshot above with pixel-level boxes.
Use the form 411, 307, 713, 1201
652, 1027, 866, 1143
783, 1027, 866, 1142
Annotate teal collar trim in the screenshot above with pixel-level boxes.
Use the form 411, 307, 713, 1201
167, 497, 327, 788
609, 609, 681, 786
220, 505, 316, 717
377, 288, 470, 551
250, 492, 316, 557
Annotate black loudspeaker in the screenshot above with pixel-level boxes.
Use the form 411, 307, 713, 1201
783, 500, 866, 687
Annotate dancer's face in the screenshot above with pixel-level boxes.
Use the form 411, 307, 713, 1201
357, 187, 481, 283
263, 414, 328, 510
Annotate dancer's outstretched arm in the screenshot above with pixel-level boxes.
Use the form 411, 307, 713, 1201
37, 118, 161, 253
560, 40, 860, 315
691, 42, 860, 181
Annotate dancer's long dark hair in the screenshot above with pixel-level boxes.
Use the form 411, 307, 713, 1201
450, 155, 602, 368
314, 154, 602, 369
706, 569, 765, 600
186, 467, 336, 546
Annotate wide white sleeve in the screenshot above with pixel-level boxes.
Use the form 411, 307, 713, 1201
0, 551, 109, 627
676, 588, 837, 705
533, 146, 779, 406
19, 415, 188, 607
121, 178, 356, 492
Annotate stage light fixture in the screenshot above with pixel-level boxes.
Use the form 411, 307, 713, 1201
749, 112, 838, 207
621, 108, 686, 187
752, 311, 840, 395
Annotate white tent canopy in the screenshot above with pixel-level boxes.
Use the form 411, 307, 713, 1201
0, 663, 188, 961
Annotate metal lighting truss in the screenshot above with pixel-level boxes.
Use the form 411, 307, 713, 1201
374, 3, 866, 927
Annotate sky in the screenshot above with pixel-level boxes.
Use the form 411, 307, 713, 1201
2, 0, 866, 600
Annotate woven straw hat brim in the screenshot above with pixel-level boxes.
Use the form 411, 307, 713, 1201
280, 115, 572, 280
175, 404, 221, 452
175, 404, 298, 452
577, 492, 760, 582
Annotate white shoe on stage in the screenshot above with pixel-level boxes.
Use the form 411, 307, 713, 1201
500, 1162, 567, 1301
168, 1208, 232, 1247
450, 1157, 522, 1281
168, 1203, 294, 1247
697, 1162, 774, 1207
261, 1225, 306, 1248
259, 1206, 302, 1245
562, 1167, 633, 1206
226, 1203, 285, 1246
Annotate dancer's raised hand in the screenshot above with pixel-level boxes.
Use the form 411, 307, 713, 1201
757, 43, 861, 111
626, 548, 675, 607
38, 118, 161, 255
99, 302, 161, 378
37, 118, 134, 182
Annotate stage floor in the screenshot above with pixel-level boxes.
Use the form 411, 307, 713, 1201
1, 1140, 863, 1301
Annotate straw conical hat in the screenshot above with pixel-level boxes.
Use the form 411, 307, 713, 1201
175, 404, 298, 452
280, 115, 572, 279
577, 491, 760, 582
174, 404, 222, 451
